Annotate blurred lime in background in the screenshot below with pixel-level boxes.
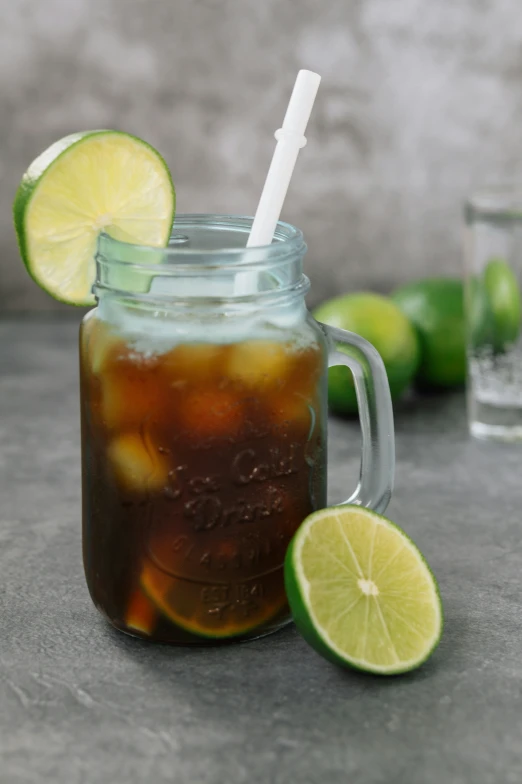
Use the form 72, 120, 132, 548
392, 279, 466, 388
313, 293, 420, 414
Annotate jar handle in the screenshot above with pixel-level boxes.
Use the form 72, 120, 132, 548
319, 322, 395, 514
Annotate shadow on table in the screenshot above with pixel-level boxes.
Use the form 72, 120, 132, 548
101, 605, 466, 693
100, 614, 298, 664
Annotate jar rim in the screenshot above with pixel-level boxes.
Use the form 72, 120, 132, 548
97, 213, 306, 269
466, 186, 522, 218
94, 213, 308, 305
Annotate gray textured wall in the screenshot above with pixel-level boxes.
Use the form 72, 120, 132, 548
3, 0, 522, 311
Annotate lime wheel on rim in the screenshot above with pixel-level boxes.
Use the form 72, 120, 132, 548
13, 130, 175, 305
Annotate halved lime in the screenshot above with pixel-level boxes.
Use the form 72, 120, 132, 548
13, 130, 175, 305
285, 506, 443, 675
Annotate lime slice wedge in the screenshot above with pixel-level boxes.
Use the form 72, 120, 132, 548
140, 556, 287, 639
285, 506, 443, 675
13, 130, 175, 305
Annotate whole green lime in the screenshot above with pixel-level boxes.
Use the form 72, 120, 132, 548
313, 293, 420, 415
392, 279, 465, 388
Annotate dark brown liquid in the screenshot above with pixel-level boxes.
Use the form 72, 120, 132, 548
80, 316, 327, 643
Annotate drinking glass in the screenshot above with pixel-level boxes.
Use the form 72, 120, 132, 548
465, 189, 522, 440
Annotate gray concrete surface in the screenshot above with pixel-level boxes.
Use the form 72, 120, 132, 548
1, 318, 522, 783
4, 1, 522, 310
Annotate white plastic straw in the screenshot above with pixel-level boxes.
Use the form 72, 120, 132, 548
235, 69, 321, 295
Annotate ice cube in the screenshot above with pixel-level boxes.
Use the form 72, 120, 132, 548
271, 393, 315, 436
100, 360, 167, 431
162, 342, 226, 382
108, 432, 168, 492
180, 389, 243, 437
82, 316, 124, 376
227, 340, 289, 389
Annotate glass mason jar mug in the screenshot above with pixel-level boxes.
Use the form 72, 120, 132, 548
80, 215, 395, 644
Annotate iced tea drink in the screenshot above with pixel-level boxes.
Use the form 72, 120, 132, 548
81, 315, 327, 642
81, 215, 395, 644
